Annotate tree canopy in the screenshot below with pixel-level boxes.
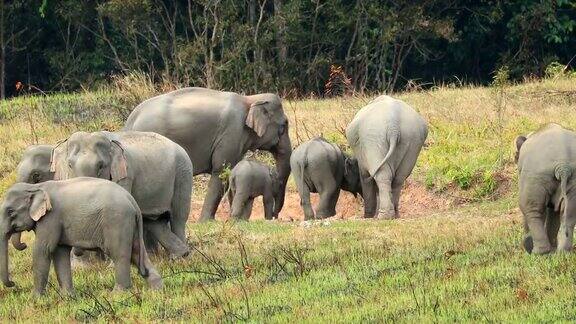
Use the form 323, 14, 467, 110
0, 0, 574, 98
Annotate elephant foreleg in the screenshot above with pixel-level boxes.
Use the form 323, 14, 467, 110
263, 192, 274, 220
53, 245, 74, 295
32, 245, 53, 296
145, 220, 190, 259
199, 174, 225, 222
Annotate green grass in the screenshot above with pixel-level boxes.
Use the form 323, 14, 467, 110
0, 76, 575, 321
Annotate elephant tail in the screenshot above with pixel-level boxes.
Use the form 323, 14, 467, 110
555, 164, 573, 203
369, 128, 399, 178
133, 203, 149, 278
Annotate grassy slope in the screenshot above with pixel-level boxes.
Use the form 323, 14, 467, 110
0, 78, 575, 321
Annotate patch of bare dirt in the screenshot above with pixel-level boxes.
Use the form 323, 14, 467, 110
189, 180, 455, 221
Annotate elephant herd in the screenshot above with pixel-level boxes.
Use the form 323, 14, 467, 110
0, 87, 571, 297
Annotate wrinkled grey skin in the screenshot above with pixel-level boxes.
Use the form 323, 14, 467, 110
515, 123, 576, 255
227, 160, 280, 220
51, 131, 192, 258
0, 178, 163, 296
11, 145, 56, 251
346, 95, 427, 219
290, 138, 362, 220
124, 87, 292, 222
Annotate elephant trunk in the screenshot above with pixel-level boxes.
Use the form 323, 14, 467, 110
272, 130, 292, 215
0, 232, 15, 287
10, 233, 27, 251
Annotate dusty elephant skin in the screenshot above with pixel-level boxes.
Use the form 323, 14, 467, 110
124, 87, 292, 222
227, 160, 280, 220
0, 178, 163, 296
290, 137, 362, 220
50, 131, 193, 259
346, 95, 428, 219
515, 123, 576, 255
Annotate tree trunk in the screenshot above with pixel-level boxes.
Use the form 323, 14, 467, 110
274, 0, 287, 63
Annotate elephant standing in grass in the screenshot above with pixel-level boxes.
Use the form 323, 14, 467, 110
515, 123, 576, 254
0, 178, 163, 296
346, 95, 427, 219
50, 131, 192, 258
290, 137, 362, 220
124, 87, 292, 222
227, 160, 280, 220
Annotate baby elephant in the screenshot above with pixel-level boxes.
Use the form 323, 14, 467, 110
515, 123, 576, 255
0, 178, 163, 296
291, 138, 362, 219
227, 160, 279, 220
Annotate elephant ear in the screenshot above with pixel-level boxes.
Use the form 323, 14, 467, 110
514, 135, 527, 163
50, 140, 70, 180
28, 188, 52, 222
110, 140, 128, 181
245, 101, 269, 137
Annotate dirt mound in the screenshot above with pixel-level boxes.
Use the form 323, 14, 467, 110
189, 180, 453, 221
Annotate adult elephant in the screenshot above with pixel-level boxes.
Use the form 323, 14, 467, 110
346, 95, 427, 219
124, 87, 292, 221
50, 130, 192, 258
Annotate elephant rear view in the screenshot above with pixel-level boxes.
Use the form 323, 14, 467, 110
515, 123, 576, 255
346, 95, 427, 219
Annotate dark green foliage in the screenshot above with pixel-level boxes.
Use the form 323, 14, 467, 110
1, 0, 575, 97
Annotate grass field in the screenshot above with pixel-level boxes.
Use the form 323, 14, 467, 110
0, 76, 576, 321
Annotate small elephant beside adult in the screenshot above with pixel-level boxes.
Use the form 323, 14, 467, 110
291, 137, 362, 220
47, 130, 193, 258
124, 87, 292, 222
227, 160, 280, 220
346, 95, 428, 219
515, 123, 576, 255
0, 178, 163, 296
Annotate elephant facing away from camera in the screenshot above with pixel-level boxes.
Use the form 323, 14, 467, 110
515, 123, 576, 255
50, 131, 193, 258
227, 160, 280, 220
0, 178, 163, 296
124, 87, 292, 222
346, 95, 428, 219
290, 137, 362, 220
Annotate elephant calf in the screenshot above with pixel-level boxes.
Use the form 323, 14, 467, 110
0, 178, 163, 296
227, 160, 280, 220
515, 123, 576, 255
291, 138, 362, 220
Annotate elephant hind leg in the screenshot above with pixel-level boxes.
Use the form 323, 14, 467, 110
130, 242, 163, 290
108, 238, 133, 291
241, 198, 255, 220
557, 197, 576, 252
359, 169, 377, 218
520, 186, 552, 254
373, 168, 395, 220
171, 162, 192, 241
545, 207, 560, 249
316, 185, 339, 219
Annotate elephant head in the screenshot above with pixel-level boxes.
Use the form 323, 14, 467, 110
245, 93, 292, 215
341, 154, 362, 196
52, 132, 127, 182
16, 145, 55, 184
0, 183, 51, 287
11, 145, 55, 251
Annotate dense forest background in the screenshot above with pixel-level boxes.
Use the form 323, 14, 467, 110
0, 0, 574, 98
